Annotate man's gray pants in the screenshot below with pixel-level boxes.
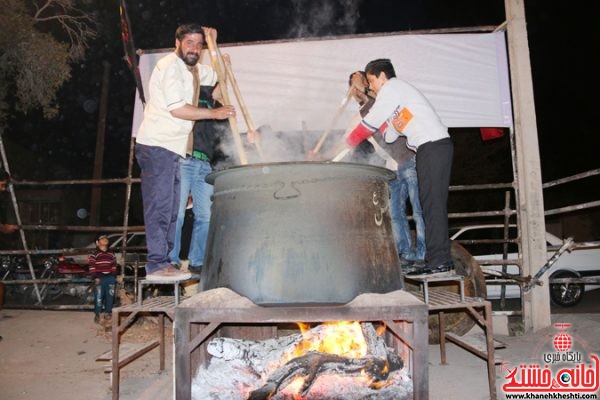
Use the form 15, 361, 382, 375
135, 143, 181, 274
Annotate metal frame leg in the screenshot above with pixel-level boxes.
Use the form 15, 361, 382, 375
111, 309, 120, 400
138, 280, 143, 306
484, 302, 497, 400
438, 311, 447, 365
413, 314, 429, 400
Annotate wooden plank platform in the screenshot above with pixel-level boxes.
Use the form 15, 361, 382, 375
119, 295, 182, 312
409, 289, 485, 310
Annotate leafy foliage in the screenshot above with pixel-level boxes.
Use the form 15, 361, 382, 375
0, 0, 96, 123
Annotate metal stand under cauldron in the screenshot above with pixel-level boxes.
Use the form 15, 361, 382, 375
174, 288, 428, 400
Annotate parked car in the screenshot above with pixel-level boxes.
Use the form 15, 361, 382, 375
450, 225, 600, 306
59, 232, 146, 268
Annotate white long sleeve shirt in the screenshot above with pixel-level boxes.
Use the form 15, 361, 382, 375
136, 52, 217, 157
349, 78, 449, 151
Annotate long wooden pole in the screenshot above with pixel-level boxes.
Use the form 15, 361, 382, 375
90, 61, 110, 226
205, 33, 248, 165
310, 86, 354, 154
218, 50, 265, 161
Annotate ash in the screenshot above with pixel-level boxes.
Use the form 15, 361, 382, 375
191, 325, 413, 400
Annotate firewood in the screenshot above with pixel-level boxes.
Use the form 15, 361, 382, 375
361, 322, 388, 358
207, 333, 303, 375
248, 350, 403, 400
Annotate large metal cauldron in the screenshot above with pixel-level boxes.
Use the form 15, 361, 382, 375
200, 162, 403, 305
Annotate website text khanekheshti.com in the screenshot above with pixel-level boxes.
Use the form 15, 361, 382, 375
505, 394, 598, 399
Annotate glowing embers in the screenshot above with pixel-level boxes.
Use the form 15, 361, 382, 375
192, 322, 412, 400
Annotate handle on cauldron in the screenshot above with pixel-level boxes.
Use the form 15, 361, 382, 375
205, 32, 248, 165
273, 181, 301, 200
219, 50, 265, 162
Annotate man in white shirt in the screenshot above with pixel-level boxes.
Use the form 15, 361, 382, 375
346, 59, 454, 275
348, 71, 426, 268
136, 24, 235, 280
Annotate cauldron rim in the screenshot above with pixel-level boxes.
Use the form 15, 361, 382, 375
206, 161, 396, 184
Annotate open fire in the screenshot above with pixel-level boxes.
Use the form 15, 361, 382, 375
192, 321, 412, 399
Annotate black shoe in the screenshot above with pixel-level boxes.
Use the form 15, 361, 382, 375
405, 265, 428, 276
94, 314, 100, 324
406, 261, 454, 276
189, 265, 202, 274
399, 257, 414, 267
426, 261, 454, 274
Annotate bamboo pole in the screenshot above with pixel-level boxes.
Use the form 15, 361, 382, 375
205, 33, 248, 165
218, 50, 265, 161
310, 86, 354, 155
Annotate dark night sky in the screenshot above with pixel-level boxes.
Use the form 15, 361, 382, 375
4, 0, 599, 195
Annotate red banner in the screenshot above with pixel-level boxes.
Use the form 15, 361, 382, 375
120, 0, 146, 105
480, 127, 504, 141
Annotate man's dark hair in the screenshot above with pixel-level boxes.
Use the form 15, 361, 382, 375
365, 59, 396, 79
175, 23, 204, 42
348, 70, 366, 87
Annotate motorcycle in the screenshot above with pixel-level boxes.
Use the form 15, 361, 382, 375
1, 255, 37, 299
38, 256, 140, 305
36, 256, 95, 304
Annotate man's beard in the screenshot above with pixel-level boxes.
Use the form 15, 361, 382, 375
177, 47, 199, 66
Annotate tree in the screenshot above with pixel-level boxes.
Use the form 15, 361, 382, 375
0, 0, 96, 123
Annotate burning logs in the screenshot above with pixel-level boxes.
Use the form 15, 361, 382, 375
248, 350, 403, 399
193, 322, 412, 400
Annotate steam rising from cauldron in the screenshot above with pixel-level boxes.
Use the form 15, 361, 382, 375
213, 123, 386, 170
287, 0, 361, 38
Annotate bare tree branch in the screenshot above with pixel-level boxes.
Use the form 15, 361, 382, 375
32, 0, 52, 19
31, 0, 97, 60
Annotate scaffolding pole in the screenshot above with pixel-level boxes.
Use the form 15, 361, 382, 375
0, 132, 42, 304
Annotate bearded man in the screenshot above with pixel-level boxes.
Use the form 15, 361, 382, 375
135, 24, 235, 280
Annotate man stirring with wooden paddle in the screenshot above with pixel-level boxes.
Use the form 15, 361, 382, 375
136, 24, 235, 281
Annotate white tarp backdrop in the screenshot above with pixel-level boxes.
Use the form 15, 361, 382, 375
131, 31, 512, 136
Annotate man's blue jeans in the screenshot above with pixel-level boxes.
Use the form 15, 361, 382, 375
135, 143, 180, 274
389, 156, 426, 261
169, 157, 213, 267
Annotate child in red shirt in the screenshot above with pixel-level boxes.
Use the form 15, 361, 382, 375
89, 234, 117, 323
